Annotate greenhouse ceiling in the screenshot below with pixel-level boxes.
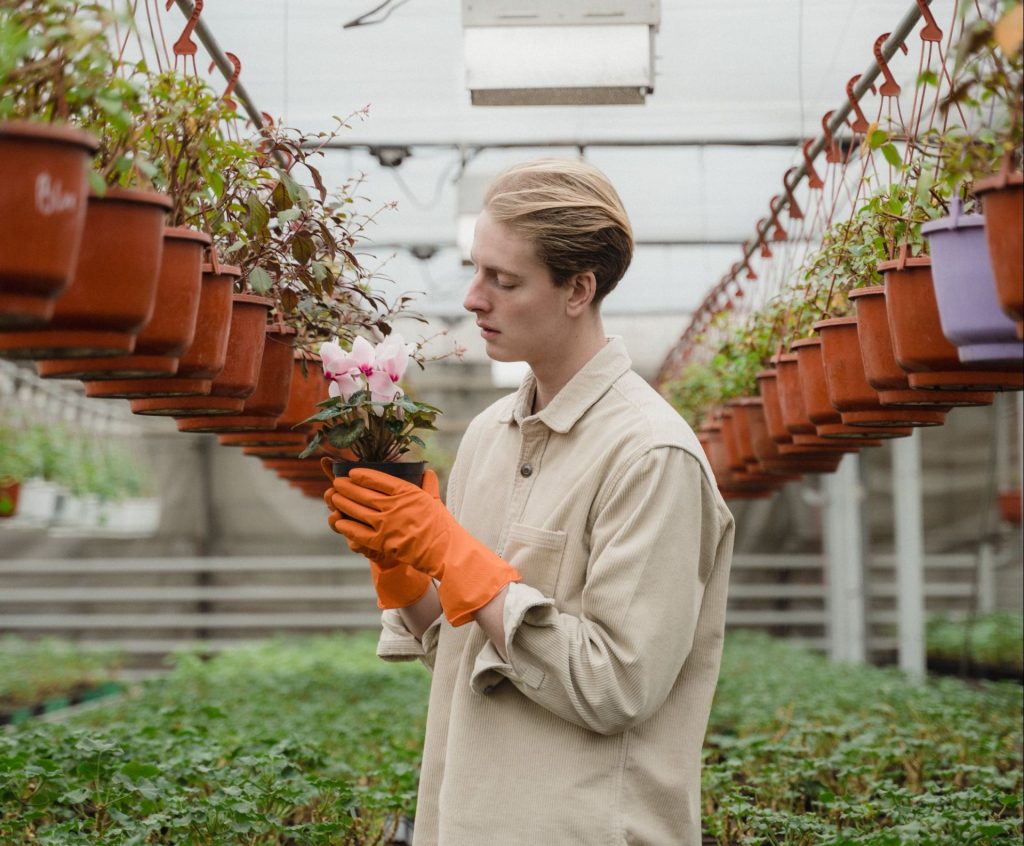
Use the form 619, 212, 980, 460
163, 0, 956, 337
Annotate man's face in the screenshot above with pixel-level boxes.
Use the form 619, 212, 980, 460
463, 209, 574, 367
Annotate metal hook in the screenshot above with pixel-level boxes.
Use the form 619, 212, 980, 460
739, 248, 758, 281
769, 196, 788, 240
169, 0, 203, 59
783, 168, 804, 218
821, 111, 841, 163
802, 140, 824, 189
873, 33, 908, 98
914, 0, 943, 42
845, 75, 876, 133
208, 52, 241, 110
755, 219, 773, 258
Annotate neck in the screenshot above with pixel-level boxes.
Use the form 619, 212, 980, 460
530, 316, 607, 414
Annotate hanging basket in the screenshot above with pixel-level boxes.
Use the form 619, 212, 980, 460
814, 316, 947, 428
0, 187, 170, 360
0, 121, 97, 328
792, 336, 911, 440
84, 263, 238, 400
975, 167, 1023, 338
129, 293, 272, 416
35, 226, 209, 380
755, 368, 844, 473
848, 285, 994, 408
922, 198, 1023, 364
881, 256, 1023, 392
217, 354, 327, 447
176, 326, 296, 434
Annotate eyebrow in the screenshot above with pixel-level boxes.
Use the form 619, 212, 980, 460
469, 255, 523, 280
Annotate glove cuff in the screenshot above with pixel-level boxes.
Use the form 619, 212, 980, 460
436, 539, 522, 627
371, 562, 433, 610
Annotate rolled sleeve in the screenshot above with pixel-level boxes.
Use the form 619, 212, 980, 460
471, 448, 718, 735
377, 609, 443, 670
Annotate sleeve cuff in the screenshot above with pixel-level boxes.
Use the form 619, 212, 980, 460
376, 609, 443, 668
469, 582, 553, 695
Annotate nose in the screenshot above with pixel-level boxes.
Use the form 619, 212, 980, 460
463, 271, 489, 315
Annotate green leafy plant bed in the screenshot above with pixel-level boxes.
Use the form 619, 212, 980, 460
926, 612, 1024, 683
0, 637, 124, 725
0, 633, 429, 845
703, 632, 1023, 845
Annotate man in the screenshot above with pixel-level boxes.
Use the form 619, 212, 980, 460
326, 158, 734, 845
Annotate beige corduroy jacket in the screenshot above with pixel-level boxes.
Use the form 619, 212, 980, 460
378, 338, 734, 846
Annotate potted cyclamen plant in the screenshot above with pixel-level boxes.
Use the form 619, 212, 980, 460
301, 332, 440, 487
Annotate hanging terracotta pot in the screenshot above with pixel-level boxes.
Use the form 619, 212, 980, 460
217, 352, 327, 448
755, 369, 843, 473
701, 420, 777, 499
259, 456, 329, 482
848, 286, 994, 408
0, 121, 97, 328
84, 263, 237, 400
176, 326, 297, 434
290, 478, 332, 499
0, 187, 170, 360
998, 488, 1022, 525
774, 352, 869, 450
922, 198, 1023, 364
814, 316, 947, 428
975, 165, 1023, 338
792, 337, 911, 440
882, 256, 1023, 392
129, 292, 272, 416
35, 226, 209, 380
735, 398, 807, 478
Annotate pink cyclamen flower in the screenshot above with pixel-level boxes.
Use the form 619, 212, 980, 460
372, 333, 410, 403
319, 339, 363, 400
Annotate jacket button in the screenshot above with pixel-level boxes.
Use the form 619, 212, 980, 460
520, 463, 533, 477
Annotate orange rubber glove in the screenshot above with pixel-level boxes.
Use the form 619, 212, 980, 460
329, 468, 521, 626
323, 474, 435, 610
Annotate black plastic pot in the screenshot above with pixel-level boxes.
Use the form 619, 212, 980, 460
329, 459, 426, 488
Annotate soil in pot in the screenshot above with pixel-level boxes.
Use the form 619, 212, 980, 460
84, 263, 237, 400
975, 169, 1023, 337
0, 187, 170, 359
814, 317, 948, 428
881, 257, 1023, 392
35, 227, 209, 380
922, 198, 1023, 364
0, 121, 97, 328
848, 286, 994, 408
130, 293, 272, 416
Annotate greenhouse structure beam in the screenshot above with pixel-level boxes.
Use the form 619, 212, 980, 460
824, 454, 867, 664
893, 431, 926, 679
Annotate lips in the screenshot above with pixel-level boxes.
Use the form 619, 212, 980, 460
477, 323, 499, 337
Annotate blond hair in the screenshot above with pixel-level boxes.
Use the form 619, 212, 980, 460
483, 158, 634, 302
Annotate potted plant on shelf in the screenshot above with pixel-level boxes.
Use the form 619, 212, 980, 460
0, 418, 35, 517
302, 332, 440, 487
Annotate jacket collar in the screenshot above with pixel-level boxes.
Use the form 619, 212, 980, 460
497, 337, 632, 434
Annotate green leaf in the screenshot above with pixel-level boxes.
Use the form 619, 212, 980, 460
869, 128, 889, 149
247, 266, 274, 293
880, 143, 902, 168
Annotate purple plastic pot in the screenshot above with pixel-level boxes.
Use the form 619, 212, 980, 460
922, 198, 1024, 364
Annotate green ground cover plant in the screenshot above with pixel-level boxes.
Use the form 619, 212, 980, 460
0, 637, 123, 719
703, 632, 1023, 845
1, 632, 1020, 845
0, 634, 429, 845
926, 611, 1024, 675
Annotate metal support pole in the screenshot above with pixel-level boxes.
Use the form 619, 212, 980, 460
893, 431, 926, 679
824, 453, 866, 664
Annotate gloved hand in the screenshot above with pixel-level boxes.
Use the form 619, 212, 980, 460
329, 468, 521, 626
323, 472, 436, 610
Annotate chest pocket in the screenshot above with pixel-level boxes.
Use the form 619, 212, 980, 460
501, 522, 567, 598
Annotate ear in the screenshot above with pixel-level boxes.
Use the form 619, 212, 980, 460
564, 270, 598, 317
